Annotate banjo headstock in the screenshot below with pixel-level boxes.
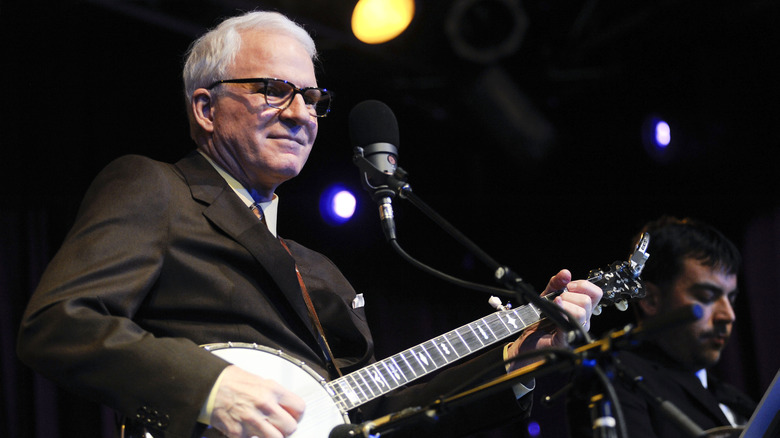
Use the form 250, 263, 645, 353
589, 232, 650, 314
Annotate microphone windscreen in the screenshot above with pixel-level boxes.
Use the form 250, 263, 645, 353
349, 100, 400, 148
636, 304, 703, 340
328, 423, 362, 438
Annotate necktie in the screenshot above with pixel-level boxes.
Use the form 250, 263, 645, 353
251, 201, 342, 377
250, 202, 265, 224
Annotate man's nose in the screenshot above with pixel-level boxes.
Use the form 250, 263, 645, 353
280, 93, 313, 124
713, 295, 736, 324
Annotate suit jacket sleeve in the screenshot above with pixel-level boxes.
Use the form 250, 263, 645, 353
17, 155, 230, 438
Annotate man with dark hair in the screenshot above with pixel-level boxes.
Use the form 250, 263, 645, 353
609, 216, 756, 437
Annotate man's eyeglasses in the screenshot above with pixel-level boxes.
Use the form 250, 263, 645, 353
207, 78, 332, 117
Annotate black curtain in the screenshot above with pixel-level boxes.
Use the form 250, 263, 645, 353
4, 1, 780, 436
1, 205, 109, 437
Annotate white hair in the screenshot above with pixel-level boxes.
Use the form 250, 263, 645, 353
182, 11, 318, 107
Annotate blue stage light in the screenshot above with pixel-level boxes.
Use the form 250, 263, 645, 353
643, 116, 671, 149
320, 185, 357, 225
642, 114, 676, 163
527, 420, 541, 437
654, 120, 671, 147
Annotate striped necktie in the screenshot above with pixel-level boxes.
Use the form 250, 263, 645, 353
250, 202, 266, 225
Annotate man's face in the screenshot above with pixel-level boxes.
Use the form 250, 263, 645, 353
202, 30, 319, 198
652, 257, 738, 370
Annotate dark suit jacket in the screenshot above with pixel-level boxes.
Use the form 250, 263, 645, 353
18, 152, 525, 438
567, 342, 755, 438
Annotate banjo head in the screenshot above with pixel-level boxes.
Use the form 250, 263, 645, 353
202, 342, 348, 438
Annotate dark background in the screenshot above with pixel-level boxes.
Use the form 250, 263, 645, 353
2, 0, 779, 436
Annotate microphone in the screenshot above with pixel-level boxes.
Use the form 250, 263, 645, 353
631, 304, 703, 342
349, 100, 402, 241
329, 424, 362, 438
349, 100, 401, 201
329, 406, 430, 438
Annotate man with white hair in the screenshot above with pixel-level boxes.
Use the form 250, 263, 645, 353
18, 10, 602, 438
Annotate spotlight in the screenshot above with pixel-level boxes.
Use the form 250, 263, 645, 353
653, 119, 671, 147
527, 420, 541, 437
352, 0, 415, 44
320, 185, 357, 225
642, 115, 674, 163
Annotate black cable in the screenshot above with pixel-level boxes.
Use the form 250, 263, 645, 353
388, 239, 514, 298
388, 238, 591, 344
591, 364, 629, 438
355, 152, 586, 341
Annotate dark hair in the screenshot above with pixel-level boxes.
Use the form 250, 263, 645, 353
633, 216, 741, 290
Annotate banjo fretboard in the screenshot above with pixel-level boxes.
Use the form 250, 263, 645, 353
326, 302, 544, 412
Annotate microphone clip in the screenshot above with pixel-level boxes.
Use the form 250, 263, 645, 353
353, 147, 409, 203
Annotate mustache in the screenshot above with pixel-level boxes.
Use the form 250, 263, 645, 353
700, 325, 730, 339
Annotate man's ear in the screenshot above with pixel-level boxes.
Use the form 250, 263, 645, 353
638, 282, 662, 318
191, 89, 215, 133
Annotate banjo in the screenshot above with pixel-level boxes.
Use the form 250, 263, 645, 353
126, 235, 650, 438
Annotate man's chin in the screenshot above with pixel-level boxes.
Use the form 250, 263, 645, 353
673, 345, 721, 370
697, 350, 723, 369
269, 165, 304, 183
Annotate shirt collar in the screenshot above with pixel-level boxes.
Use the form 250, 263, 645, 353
696, 368, 708, 388
198, 150, 279, 237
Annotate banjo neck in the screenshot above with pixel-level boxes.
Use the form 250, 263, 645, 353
326, 301, 544, 412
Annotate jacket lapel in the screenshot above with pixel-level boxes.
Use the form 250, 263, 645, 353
708, 375, 756, 423
666, 366, 732, 425
637, 342, 732, 426
175, 151, 319, 343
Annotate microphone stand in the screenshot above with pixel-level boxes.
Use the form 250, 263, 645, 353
331, 293, 702, 438
383, 305, 702, 438
353, 148, 587, 343
338, 324, 621, 438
